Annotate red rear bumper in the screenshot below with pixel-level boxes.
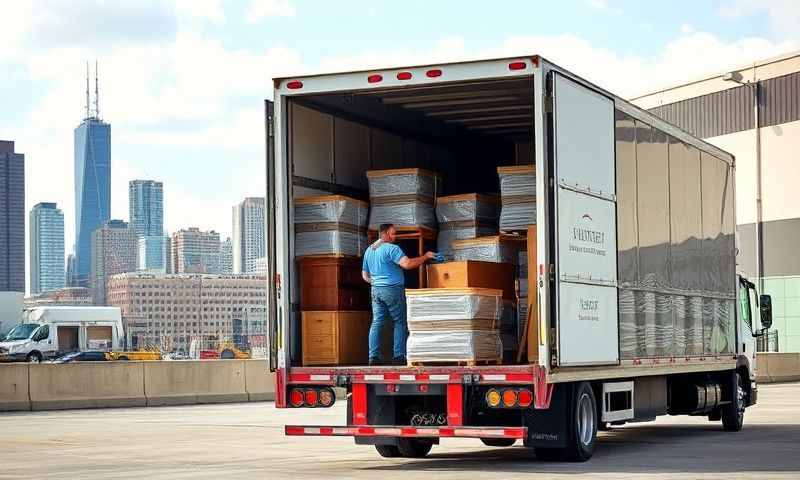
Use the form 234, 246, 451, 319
285, 425, 527, 440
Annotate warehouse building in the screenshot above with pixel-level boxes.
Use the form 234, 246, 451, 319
632, 50, 800, 352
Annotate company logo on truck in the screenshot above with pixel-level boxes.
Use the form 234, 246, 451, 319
569, 212, 607, 257
578, 297, 600, 322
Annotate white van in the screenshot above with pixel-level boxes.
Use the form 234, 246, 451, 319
0, 306, 123, 363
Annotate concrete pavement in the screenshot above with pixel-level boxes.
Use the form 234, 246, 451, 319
1, 382, 798, 479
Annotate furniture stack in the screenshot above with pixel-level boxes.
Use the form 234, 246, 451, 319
366, 168, 440, 230
294, 195, 368, 257
435, 194, 498, 257
405, 288, 503, 365
497, 165, 536, 232
294, 194, 374, 366
298, 256, 373, 366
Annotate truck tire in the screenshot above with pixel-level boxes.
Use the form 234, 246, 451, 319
118, 356, 129, 361
220, 349, 236, 359
722, 372, 745, 432
397, 438, 433, 458
374, 444, 401, 458
26, 351, 42, 363
564, 382, 597, 462
481, 438, 517, 447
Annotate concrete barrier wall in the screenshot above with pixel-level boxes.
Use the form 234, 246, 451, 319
0, 363, 30, 411
0, 360, 277, 412
244, 359, 275, 401
29, 362, 146, 410
144, 360, 248, 406
6, 354, 797, 412
757, 352, 800, 383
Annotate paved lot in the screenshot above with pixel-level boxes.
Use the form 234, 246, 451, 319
1, 382, 799, 479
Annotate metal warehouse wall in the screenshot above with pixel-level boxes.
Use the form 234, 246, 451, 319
648, 71, 800, 139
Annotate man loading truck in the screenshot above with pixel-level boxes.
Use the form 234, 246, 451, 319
361, 223, 436, 366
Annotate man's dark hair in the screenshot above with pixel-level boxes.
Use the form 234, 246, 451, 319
379, 223, 394, 235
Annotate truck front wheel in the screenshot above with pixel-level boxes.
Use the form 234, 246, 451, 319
722, 372, 745, 432
26, 352, 42, 363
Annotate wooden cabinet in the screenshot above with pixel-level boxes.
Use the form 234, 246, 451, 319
302, 311, 371, 365
302, 311, 396, 366
426, 261, 516, 300
298, 256, 369, 311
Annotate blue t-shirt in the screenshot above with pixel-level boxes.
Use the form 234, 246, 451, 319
362, 241, 405, 287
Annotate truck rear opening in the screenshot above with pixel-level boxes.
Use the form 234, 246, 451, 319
266, 56, 771, 461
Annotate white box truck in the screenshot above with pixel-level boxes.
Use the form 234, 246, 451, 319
266, 56, 773, 461
0, 306, 124, 363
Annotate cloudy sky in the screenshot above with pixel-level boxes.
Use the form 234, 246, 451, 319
0, 0, 798, 270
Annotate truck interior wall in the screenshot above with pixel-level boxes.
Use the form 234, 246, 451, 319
614, 109, 736, 360
285, 77, 535, 366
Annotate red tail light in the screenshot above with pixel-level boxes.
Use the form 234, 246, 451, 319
286, 80, 303, 89
426, 69, 442, 78
289, 388, 304, 407
367, 74, 383, 83
508, 61, 527, 71
517, 388, 533, 408
397, 71, 412, 80
304, 389, 318, 407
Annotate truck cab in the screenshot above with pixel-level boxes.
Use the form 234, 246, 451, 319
0, 323, 56, 362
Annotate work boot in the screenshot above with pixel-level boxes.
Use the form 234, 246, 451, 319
368, 358, 384, 367
392, 356, 407, 366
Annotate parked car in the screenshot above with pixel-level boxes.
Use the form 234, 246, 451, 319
52, 351, 109, 363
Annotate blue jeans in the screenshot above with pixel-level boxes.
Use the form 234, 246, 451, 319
369, 285, 407, 360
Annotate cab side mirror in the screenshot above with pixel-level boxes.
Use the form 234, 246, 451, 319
760, 294, 773, 330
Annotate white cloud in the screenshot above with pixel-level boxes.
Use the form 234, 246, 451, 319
720, 0, 800, 36
174, 0, 225, 24
587, 0, 622, 15
247, 0, 295, 23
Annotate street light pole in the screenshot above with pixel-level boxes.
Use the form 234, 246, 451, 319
724, 70, 763, 291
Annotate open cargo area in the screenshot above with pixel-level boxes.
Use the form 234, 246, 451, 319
274, 57, 737, 374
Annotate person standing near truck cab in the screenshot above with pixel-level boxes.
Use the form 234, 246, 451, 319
362, 223, 435, 366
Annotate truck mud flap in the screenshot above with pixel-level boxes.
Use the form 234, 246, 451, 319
523, 382, 570, 448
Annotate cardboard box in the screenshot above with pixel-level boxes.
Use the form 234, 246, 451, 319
426, 261, 516, 300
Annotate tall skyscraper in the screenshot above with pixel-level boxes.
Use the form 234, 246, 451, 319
232, 197, 265, 274
171, 228, 221, 274
74, 66, 110, 287
91, 219, 138, 305
0, 140, 25, 293
220, 237, 233, 274
138, 235, 167, 272
129, 180, 163, 237
29, 202, 65, 294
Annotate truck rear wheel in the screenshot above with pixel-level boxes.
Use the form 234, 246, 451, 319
565, 381, 597, 462
722, 372, 745, 432
397, 438, 433, 458
374, 444, 401, 458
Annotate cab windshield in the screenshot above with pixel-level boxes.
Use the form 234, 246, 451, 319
5, 324, 39, 341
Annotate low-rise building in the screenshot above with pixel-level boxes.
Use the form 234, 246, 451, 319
106, 272, 266, 352
24, 287, 93, 308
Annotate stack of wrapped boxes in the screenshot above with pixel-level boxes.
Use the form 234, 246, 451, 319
406, 288, 503, 364
435, 194, 498, 257
293, 195, 372, 366
366, 168, 440, 230
294, 195, 368, 257
497, 165, 536, 232
449, 235, 527, 358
